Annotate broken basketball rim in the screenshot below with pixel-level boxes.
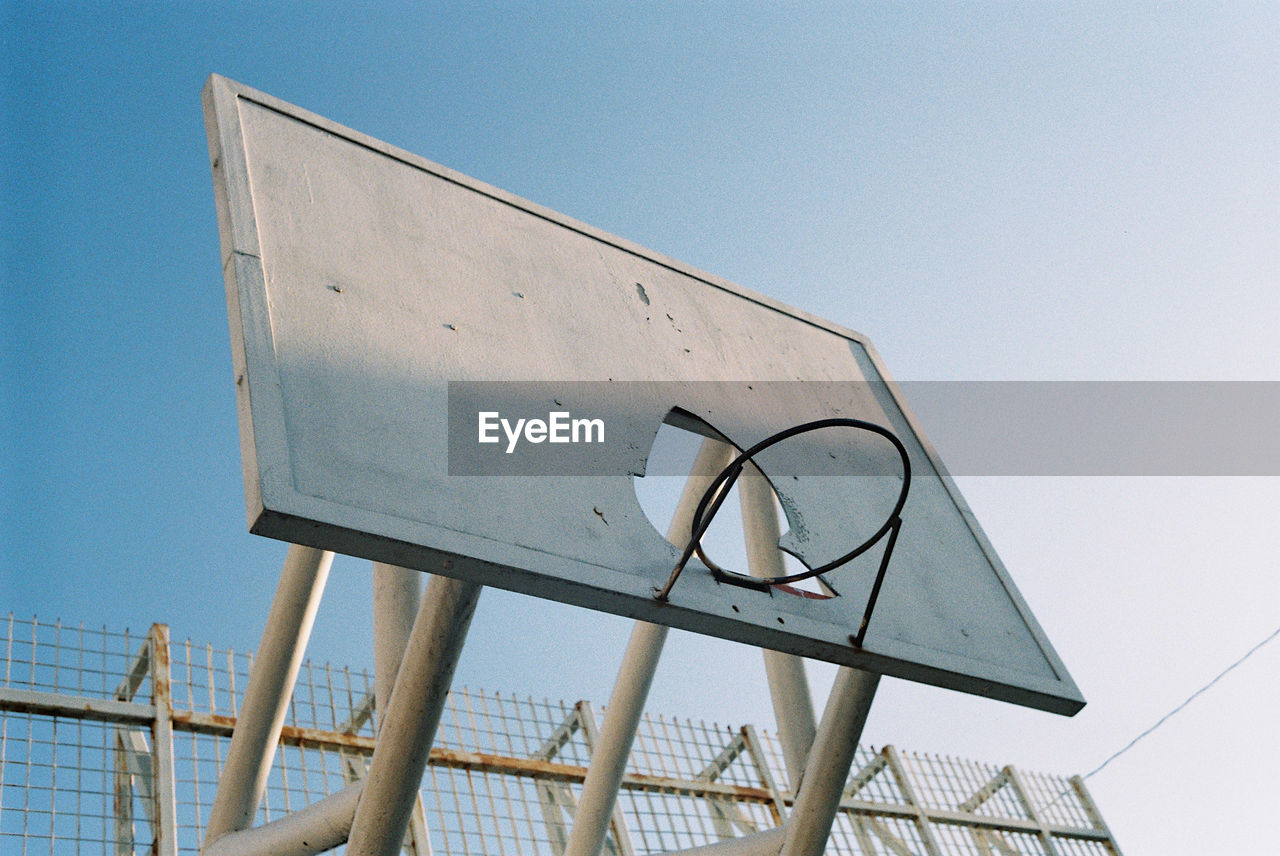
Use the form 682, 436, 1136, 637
655, 416, 911, 656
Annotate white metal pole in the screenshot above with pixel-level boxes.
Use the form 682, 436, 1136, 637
202, 782, 364, 856
113, 731, 134, 856
776, 666, 879, 856
346, 573, 482, 856
371, 562, 433, 856
562, 437, 733, 856
148, 624, 179, 856
372, 563, 421, 725
738, 466, 817, 791
203, 545, 334, 845
565, 619, 666, 856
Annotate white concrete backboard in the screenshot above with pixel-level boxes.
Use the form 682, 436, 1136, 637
203, 75, 1082, 714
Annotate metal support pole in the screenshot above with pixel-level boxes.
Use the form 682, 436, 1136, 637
882, 746, 943, 856
564, 618, 666, 856
1070, 776, 1124, 855
372, 563, 421, 723
346, 573, 482, 856
372, 562, 432, 856
149, 624, 179, 856
1004, 766, 1060, 856
738, 466, 817, 792
777, 667, 879, 856
202, 782, 365, 856
563, 438, 733, 856
203, 545, 334, 845
113, 730, 135, 855
578, 701, 637, 856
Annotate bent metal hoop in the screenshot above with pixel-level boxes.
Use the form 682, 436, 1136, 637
654, 418, 911, 646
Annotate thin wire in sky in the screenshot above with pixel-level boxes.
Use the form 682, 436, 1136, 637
1041, 621, 1280, 813
1081, 622, 1280, 782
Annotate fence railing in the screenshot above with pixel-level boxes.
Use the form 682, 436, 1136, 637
0, 614, 1121, 855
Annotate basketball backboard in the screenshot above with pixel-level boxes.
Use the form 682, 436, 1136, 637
203, 75, 1083, 715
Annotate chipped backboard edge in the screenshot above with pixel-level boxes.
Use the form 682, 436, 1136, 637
202, 74, 1084, 717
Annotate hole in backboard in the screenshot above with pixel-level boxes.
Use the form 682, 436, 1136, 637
634, 419, 828, 597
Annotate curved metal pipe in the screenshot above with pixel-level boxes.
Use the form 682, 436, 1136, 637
203, 781, 363, 856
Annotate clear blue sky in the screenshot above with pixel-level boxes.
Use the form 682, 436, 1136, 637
3, 3, 1277, 854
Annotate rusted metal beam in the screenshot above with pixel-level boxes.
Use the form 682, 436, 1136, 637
170, 706, 778, 804
4, 681, 1112, 849
115, 638, 152, 703
1003, 766, 1060, 856
0, 687, 154, 724
164, 707, 1113, 843
958, 769, 1009, 813
835, 799, 1114, 841
845, 754, 888, 798
148, 624, 179, 856
1070, 776, 1124, 854
742, 724, 789, 825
